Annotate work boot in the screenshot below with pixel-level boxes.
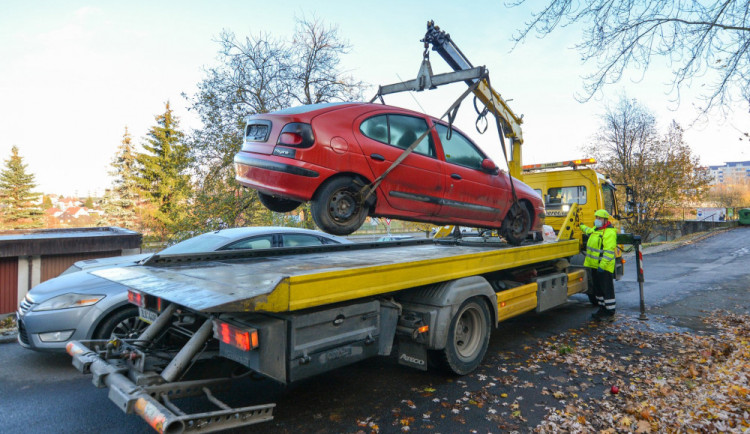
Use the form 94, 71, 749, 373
591, 308, 607, 319
597, 311, 616, 322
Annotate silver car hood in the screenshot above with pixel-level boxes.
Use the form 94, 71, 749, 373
25, 269, 128, 304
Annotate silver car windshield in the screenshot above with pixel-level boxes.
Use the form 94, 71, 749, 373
158, 234, 232, 255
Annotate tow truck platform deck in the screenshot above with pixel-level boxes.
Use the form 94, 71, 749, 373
94, 238, 581, 314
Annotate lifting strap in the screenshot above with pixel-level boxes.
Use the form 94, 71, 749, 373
360, 75, 486, 201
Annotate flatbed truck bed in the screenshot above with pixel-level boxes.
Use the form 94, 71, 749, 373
95, 237, 580, 313
68, 237, 590, 434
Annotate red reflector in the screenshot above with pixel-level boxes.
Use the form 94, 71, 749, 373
128, 290, 144, 307
417, 325, 429, 334
213, 321, 258, 352
279, 132, 303, 145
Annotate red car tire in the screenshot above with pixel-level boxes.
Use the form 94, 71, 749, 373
311, 176, 369, 235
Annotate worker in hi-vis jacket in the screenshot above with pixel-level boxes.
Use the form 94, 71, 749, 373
580, 209, 618, 321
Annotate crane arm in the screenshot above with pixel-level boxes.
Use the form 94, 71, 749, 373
422, 21, 525, 178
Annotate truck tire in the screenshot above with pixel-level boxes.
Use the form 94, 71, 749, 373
501, 203, 530, 246
93, 306, 148, 340
258, 191, 301, 213
435, 297, 491, 375
311, 176, 368, 235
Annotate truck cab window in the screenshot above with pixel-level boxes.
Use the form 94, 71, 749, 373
545, 186, 587, 207
602, 185, 616, 216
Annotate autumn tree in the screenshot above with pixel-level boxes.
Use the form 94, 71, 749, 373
705, 178, 750, 208
0, 146, 43, 229
511, 0, 750, 113
99, 127, 143, 230
586, 97, 711, 241
183, 16, 365, 232
134, 103, 191, 238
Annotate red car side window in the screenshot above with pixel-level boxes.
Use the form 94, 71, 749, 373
360, 115, 389, 143
360, 114, 436, 158
436, 124, 484, 170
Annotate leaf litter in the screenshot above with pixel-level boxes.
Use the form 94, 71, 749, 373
353, 311, 749, 433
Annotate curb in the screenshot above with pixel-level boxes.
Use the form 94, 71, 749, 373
0, 332, 18, 344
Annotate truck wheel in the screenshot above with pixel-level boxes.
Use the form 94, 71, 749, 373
501, 203, 530, 246
437, 297, 491, 375
258, 191, 301, 213
94, 307, 148, 340
311, 176, 368, 235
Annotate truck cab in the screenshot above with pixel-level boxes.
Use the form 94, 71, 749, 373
521, 158, 631, 279
522, 159, 623, 232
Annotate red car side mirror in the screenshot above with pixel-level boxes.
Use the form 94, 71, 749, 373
481, 158, 499, 175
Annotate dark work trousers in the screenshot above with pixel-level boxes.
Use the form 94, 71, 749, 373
594, 268, 616, 313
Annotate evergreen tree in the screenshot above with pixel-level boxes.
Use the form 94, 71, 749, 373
134, 103, 191, 238
41, 195, 53, 209
100, 127, 142, 230
0, 146, 43, 228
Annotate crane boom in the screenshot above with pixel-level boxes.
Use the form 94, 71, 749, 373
422, 21, 525, 179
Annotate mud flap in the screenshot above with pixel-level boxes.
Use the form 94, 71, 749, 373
397, 338, 428, 371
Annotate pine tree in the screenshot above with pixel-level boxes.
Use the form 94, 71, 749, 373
134, 103, 191, 238
100, 127, 143, 230
0, 146, 43, 228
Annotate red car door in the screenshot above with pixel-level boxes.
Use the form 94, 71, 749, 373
354, 112, 444, 216
434, 123, 508, 224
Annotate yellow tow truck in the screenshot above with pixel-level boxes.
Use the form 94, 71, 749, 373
66, 23, 632, 434
417, 22, 633, 277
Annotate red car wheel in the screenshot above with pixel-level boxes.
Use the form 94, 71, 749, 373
501, 202, 531, 245
311, 176, 368, 235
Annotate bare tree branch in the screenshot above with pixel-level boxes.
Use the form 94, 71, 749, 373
511, 0, 750, 114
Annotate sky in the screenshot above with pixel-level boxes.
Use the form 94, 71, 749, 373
1, 0, 748, 197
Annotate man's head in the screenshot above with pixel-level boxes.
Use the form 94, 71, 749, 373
594, 209, 610, 228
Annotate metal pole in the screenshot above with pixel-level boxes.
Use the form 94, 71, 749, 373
160, 318, 214, 383
633, 235, 647, 320
138, 304, 178, 345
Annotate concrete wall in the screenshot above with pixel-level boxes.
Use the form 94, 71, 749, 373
648, 220, 738, 242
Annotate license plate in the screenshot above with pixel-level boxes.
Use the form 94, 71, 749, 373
138, 307, 158, 324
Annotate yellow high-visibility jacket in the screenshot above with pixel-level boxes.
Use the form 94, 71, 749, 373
580, 224, 617, 273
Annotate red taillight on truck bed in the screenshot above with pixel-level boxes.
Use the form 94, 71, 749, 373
128, 290, 144, 307
213, 321, 258, 352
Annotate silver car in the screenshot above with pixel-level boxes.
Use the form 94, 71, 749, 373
16, 227, 351, 352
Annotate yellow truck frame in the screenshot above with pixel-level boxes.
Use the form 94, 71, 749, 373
68, 228, 591, 433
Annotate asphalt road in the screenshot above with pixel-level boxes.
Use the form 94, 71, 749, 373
0, 227, 748, 433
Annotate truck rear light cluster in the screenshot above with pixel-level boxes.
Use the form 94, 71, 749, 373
128, 290, 144, 307
276, 123, 314, 148
128, 289, 166, 311
213, 320, 259, 352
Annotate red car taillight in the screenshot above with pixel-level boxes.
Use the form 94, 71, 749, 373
276, 122, 314, 148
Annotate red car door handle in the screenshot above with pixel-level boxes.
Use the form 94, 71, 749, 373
451, 173, 462, 180
370, 153, 385, 162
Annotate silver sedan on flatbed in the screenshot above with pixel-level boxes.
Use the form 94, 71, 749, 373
16, 227, 350, 352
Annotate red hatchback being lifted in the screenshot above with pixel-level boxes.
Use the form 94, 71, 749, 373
234, 102, 545, 243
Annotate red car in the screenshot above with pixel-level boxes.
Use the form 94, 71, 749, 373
234, 102, 545, 243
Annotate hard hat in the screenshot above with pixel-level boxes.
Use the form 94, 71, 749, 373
594, 209, 611, 219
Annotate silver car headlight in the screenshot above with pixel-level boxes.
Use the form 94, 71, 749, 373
32, 293, 105, 311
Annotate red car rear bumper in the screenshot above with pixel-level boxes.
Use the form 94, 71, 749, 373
234, 152, 339, 202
